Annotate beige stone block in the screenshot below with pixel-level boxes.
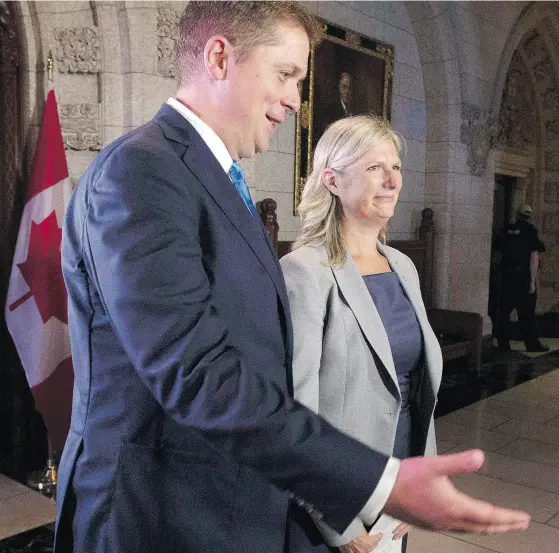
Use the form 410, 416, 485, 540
101, 72, 124, 127
393, 62, 425, 103
34, 1, 92, 14
55, 73, 99, 105
126, 73, 177, 127
95, 2, 124, 74
450, 235, 481, 265
452, 206, 485, 233
353, 1, 385, 19
297, 2, 319, 16
389, 201, 423, 236
383, 2, 414, 34
316, 1, 360, 32
424, 173, 454, 204
253, 151, 295, 195
269, 114, 296, 155
399, 170, 425, 203
401, 138, 425, 173
357, 14, 384, 41
422, 60, 461, 106
124, 6, 159, 74
21, 14, 39, 73
406, 2, 448, 22
458, 40, 500, 85
425, 142, 470, 175
412, 13, 457, 64
66, 150, 97, 182
464, 1, 522, 33
102, 125, 127, 146
384, 24, 421, 69
452, 173, 473, 204
391, 95, 426, 141
425, 143, 450, 174
426, 103, 463, 142
460, 73, 494, 110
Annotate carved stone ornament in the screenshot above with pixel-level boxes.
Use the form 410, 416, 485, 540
495, 67, 536, 149
532, 58, 552, 83
59, 103, 102, 151
157, 7, 180, 79
461, 105, 498, 176
546, 118, 559, 140
523, 31, 545, 61
542, 88, 559, 110
54, 26, 101, 74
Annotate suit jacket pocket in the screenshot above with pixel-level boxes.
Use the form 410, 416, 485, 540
104, 441, 238, 553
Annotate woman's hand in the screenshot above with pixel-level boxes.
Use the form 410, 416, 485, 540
392, 522, 410, 540
339, 528, 382, 553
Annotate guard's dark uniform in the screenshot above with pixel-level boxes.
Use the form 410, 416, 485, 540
495, 219, 546, 350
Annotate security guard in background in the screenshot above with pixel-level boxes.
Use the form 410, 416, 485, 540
495, 204, 548, 352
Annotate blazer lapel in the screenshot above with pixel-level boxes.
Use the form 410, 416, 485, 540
331, 255, 399, 394
154, 105, 290, 321
378, 243, 442, 395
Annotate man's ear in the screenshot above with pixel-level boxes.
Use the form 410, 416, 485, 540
204, 35, 230, 80
321, 169, 339, 196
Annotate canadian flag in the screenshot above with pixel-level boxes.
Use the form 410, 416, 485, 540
5, 89, 74, 453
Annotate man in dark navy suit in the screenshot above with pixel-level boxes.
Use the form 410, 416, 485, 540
55, 3, 530, 553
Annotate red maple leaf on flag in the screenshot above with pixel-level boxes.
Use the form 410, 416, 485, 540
10, 211, 68, 324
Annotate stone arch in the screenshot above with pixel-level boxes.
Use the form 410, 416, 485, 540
407, 1, 463, 309
491, 2, 559, 312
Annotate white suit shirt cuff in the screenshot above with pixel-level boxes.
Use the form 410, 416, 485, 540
358, 457, 401, 526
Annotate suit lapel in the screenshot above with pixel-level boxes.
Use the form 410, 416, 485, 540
331, 255, 399, 393
154, 105, 290, 323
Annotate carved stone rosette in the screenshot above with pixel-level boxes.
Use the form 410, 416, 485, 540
461, 105, 497, 176
54, 26, 101, 74
59, 103, 102, 151
157, 7, 180, 79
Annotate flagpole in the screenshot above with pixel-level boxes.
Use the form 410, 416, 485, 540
26, 50, 61, 500
47, 49, 54, 85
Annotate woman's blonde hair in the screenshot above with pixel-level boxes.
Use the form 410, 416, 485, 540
292, 115, 403, 266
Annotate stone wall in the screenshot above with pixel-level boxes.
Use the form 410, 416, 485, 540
15, 1, 559, 324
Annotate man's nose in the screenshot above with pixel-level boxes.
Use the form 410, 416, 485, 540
282, 83, 301, 113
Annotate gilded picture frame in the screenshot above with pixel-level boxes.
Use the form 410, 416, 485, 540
294, 20, 395, 213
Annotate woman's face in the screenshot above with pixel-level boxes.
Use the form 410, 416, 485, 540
333, 138, 402, 226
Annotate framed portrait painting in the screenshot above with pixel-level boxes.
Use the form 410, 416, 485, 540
294, 21, 395, 213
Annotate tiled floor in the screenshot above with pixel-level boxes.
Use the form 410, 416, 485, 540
409, 366, 559, 553
0, 474, 55, 542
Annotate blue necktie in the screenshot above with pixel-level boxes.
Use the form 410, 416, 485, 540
229, 161, 256, 216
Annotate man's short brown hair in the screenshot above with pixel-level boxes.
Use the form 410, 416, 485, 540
176, 1, 322, 84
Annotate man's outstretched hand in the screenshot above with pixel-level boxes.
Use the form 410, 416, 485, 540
384, 449, 530, 534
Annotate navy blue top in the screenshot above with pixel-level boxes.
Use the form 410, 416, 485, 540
363, 272, 423, 459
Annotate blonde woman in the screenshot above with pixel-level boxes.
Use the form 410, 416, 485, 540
281, 116, 443, 553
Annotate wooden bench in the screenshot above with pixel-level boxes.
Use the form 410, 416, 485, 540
258, 201, 483, 375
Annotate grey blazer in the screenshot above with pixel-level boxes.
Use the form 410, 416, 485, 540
280, 243, 443, 546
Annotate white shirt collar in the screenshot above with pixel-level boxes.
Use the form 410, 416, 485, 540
166, 97, 233, 174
